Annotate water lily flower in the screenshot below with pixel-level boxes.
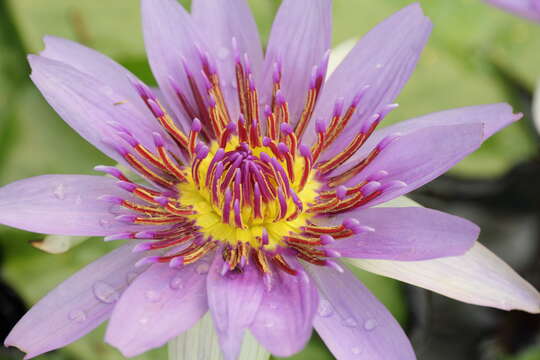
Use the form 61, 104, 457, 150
484, 0, 540, 22
2, 0, 539, 359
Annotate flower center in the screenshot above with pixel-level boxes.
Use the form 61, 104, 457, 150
179, 137, 319, 252
100, 39, 402, 276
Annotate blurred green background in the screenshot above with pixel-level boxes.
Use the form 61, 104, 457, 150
0, 0, 539, 359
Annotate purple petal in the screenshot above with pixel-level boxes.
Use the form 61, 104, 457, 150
349, 243, 540, 314
357, 104, 521, 154
307, 264, 415, 360
325, 207, 479, 261
485, 0, 540, 22
5, 243, 148, 359
105, 259, 210, 357
207, 256, 264, 360
262, 0, 331, 127
330, 123, 484, 206
142, 0, 208, 133
40, 36, 148, 117
28, 55, 174, 166
192, 0, 263, 120
308, 3, 431, 154
250, 261, 318, 357
0, 175, 140, 236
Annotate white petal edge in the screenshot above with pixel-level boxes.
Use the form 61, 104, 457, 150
168, 313, 270, 360
347, 243, 540, 313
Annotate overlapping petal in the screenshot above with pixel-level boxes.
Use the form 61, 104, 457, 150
328, 123, 484, 206
307, 3, 432, 153
262, 0, 332, 127
40, 36, 150, 116
207, 256, 264, 360
250, 262, 318, 357
105, 261, 209, 357
348, 243, 540, 313
28, 55, 175, 166
192, 0, 264, 120
4, 243, 147, 359
325, 207, 479, 261
0, 175, 139, 236
307, 264, 415, 360
142, 0, 209, 133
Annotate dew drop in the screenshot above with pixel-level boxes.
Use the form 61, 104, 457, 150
218, 47, 230, 60
317, 300, 334, 318
195, 262, 209, 275
375, 63, 383, 69
99, 219, 112, 229
126, 271, 139, 285
145, 290, 161, 303
351, 346, 362, 355
68, 309, 86, 323
342, 317, 358, 328
93, 281, 120, 304
53, 184, 66, 200
169, 275, 184, 290
269, 303, 278, 310
264, 320, 275, 328
363, 318, 378, 331
231, 80, 238, 89
139, 317, 150, 325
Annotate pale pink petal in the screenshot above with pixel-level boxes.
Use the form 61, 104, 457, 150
348, 243, 540, 313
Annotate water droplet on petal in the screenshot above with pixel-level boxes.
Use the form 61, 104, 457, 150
231, 80, 238, 89
363, 318, 378, 331
53, 184, 66, 200
139, 317, 149, 325
269, 303, 278, 310
169, 275, 184, 290
99, 219, 112, 229
195, 262, 209, 275
351, 346, 362, 355
265, 320, 275, 328
93, 281, 120, 304
317, 300, 334, 318
145, 290, 161, 303
68, 309, 86, 323
375, 63, 383, 69
342, 317, 358, 328
126, 271, 139, 285
218, 47, 230, 60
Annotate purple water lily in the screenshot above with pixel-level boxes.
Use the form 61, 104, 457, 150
485, 0, 540, 21
2, 0, 539, 359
